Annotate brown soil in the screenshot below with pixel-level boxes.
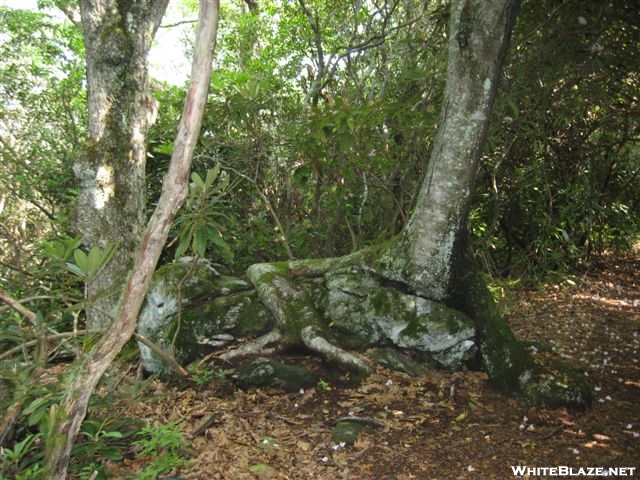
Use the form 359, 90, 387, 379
100, 253, 639, 479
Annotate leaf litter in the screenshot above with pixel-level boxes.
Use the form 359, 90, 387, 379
97, 252, 639, 479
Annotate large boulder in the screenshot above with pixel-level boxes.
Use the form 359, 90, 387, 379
319, 269, 477, 370
139, 261, 476, 378
138, 258, 273, 376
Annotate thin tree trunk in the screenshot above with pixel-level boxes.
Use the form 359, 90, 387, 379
42, 2, 220, 477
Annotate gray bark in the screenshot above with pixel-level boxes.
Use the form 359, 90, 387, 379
379, 0, 519, 301
42, 2, 220, 478
74, 0, 169, 329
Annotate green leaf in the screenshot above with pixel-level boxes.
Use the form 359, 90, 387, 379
101, 447, 124, 461
293, 164, 311, 183
193, 228, 208, 257
155, 142, 174, 155
250, 463, 267, 473
65, 262, 86, 279
73, 249, 89, 274
204, 164, 221, 191
87, 246, 104, 276
208, 231, 233, 261
191, 172, 204, 189
342, 168, 356, 183
454, 411, 469, 422
175, 231, 192, 260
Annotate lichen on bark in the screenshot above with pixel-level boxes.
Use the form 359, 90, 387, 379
75, 0, 169, 330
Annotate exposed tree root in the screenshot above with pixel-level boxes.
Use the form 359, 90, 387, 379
300, 325, 369, 376
217, 258, 373, 375
238, 245, 590, 406
144, 240, 590, 408
219, 330, 281, 362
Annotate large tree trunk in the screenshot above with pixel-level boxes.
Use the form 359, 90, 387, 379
74, 0, 169, 329
378, 0, 519, 300
376, 0, 589, 405
42, 2, 221, 478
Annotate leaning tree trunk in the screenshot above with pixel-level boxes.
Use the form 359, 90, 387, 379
42, 2, 221, 478
74, 0, 169, 330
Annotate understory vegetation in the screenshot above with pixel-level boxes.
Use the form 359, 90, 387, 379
1, 0, 638, 477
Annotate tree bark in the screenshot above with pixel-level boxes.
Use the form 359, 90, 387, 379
74, 0, 169, 330
379, 0, 519, 301
42, 2, 221, 478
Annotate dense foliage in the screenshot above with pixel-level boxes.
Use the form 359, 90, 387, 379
475, 0, 640, 276
0, 7, 85, 280
147, 0, 639, 274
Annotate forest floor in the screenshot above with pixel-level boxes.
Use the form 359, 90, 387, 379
96, 252, 639, 479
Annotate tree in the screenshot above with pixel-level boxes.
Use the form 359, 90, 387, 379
42, 1, 220, 478
141, 0, 589, 407
63, 0, 169, 330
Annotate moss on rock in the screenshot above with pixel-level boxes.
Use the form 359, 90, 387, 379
236, 357, 319, 392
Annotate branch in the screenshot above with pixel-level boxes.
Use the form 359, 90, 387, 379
297, 0, 325, 106
0, 288, 37, 326
52, 0, 81, 28
135, 333, 189, 377
0, 260, 34, 278
223, 165, 294, 259
161, 19, 198, 28
0, 330, 90, 361
0, 330, 188, 380
42, 1, 221, 478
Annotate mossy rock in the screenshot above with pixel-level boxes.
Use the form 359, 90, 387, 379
138, 259, 274, 377
236, 357, 319, 392
320, 269, 476, 369
520, 359, 592, 408
368, 348, 426, 376
331, 421, 366, 445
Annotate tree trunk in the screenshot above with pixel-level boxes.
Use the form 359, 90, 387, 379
74, 0, 169, 330
378, 0, 519, 301
42, 2, 221, 478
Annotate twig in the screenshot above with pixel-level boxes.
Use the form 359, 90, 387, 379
535, 424, 565, 441
222, 165, 294, 259
0, 289, 49, 365
0, 289, 37, 326
0, 330, 189, 379
134, 333, 190, 378
172, 256, 201, 350
0, 330, 101, 361
161, 19, 198, 28
192, 413, 218, 436
0, 295, 59, 313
